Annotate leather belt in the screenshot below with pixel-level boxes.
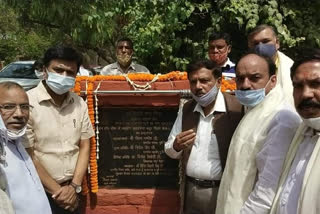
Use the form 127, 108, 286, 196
186, 176, 220, 188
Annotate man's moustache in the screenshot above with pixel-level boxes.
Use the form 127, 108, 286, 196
298, 99, 320, 109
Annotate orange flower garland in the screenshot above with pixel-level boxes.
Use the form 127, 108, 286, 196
86, 80, 99, 193
73, 79, 98, 194
74, 71, 187, 83
221, 76, 236, 92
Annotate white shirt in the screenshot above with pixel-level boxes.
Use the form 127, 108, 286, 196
77, 66, 90, 76
1, 139, 52, 214
222, 58, 236, 78
240, 106, 301, 214
222, 57, 235, 68
276, 128, 317, 214
164, 90, 226, 180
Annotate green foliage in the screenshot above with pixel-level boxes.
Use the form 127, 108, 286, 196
0, 1, 53, 64
212, 0, 319, 59
2, 0, 320, 71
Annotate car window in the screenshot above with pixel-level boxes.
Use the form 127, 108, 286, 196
0, 63, 37, 79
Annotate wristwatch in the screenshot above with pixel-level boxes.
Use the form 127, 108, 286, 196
70, 182, 82, 194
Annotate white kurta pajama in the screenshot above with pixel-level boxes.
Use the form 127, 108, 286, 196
270, 123, 320, 214
216, 85, 299, 214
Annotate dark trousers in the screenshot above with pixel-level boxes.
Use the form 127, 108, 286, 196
184, 180, 219, 214
46, 192, 80, 214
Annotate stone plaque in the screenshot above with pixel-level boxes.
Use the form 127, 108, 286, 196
98, 107, 179, 188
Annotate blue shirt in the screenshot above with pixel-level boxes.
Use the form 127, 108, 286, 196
1, 139, 51, 214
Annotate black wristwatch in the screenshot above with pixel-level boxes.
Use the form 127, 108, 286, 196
70, 182, 82, 194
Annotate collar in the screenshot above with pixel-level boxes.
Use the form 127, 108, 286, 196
222, 58, 235, 68
36, 81, 74, 106
115, 62, 136, 73
222, 58, 236, 77
0, 115, 7, 163
193, 89, 226, 117
304, 127, 320, 138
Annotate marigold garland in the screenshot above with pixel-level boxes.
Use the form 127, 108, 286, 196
73, 78, 98, 194
221, 76, 236, 92
86, 80, 99, 193
73, 71, 236, 194
75, 71, 187, 83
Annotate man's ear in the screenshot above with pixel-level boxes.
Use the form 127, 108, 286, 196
217, 77, 222, 87
43, 67, 49, 79
270, 74, 277, 88
275, 37, 280, 50
227, 45, 232, 54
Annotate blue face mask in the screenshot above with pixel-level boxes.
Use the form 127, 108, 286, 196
46, 71, 75, 95
191, 84, 219, 107
254, 43, 277, 57
235, 88, 265, 107
235, 79, 272, 107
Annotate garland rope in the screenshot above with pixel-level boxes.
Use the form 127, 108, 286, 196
123, 73, 160, 90
94, 81, 102, 160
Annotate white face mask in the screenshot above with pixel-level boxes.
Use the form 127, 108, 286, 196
45, 70, 75, 95
35, 69, 44, 79
191, 84, 219, 107
7, 126, 27, 141
302, 117, 320, 131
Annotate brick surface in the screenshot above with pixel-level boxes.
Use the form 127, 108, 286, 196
85, 189, 180, 214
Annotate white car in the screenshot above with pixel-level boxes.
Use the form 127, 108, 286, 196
0, 61, 41, 90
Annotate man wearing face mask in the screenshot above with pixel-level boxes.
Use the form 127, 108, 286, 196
270, 48, 320, 214
0, 82, 51, 214
248, 24, 294, 104
101, 37, 150, 75
208, 32, 235, 77
216, 53, 300, 214
165, 60, 243, 214
33, 59, 45, 80
0, 114, 15, 214
22, 46, 95, 214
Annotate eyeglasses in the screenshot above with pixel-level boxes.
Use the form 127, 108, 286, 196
0, 104, 33, 113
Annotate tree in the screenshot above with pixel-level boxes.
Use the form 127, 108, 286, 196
3, 0, 320, 72
0, 1, 53, 64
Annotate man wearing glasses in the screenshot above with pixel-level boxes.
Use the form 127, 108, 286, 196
0, 81, 51, 214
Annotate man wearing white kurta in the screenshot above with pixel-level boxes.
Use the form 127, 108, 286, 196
0, 82, 51, 214
270, 48, 320, 214
248, 24, 294, 105
216, 53, 300, 214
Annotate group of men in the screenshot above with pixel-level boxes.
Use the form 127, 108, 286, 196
0, 23, 320, 214
165, 24, 320, 214
0, 46, 94, 214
